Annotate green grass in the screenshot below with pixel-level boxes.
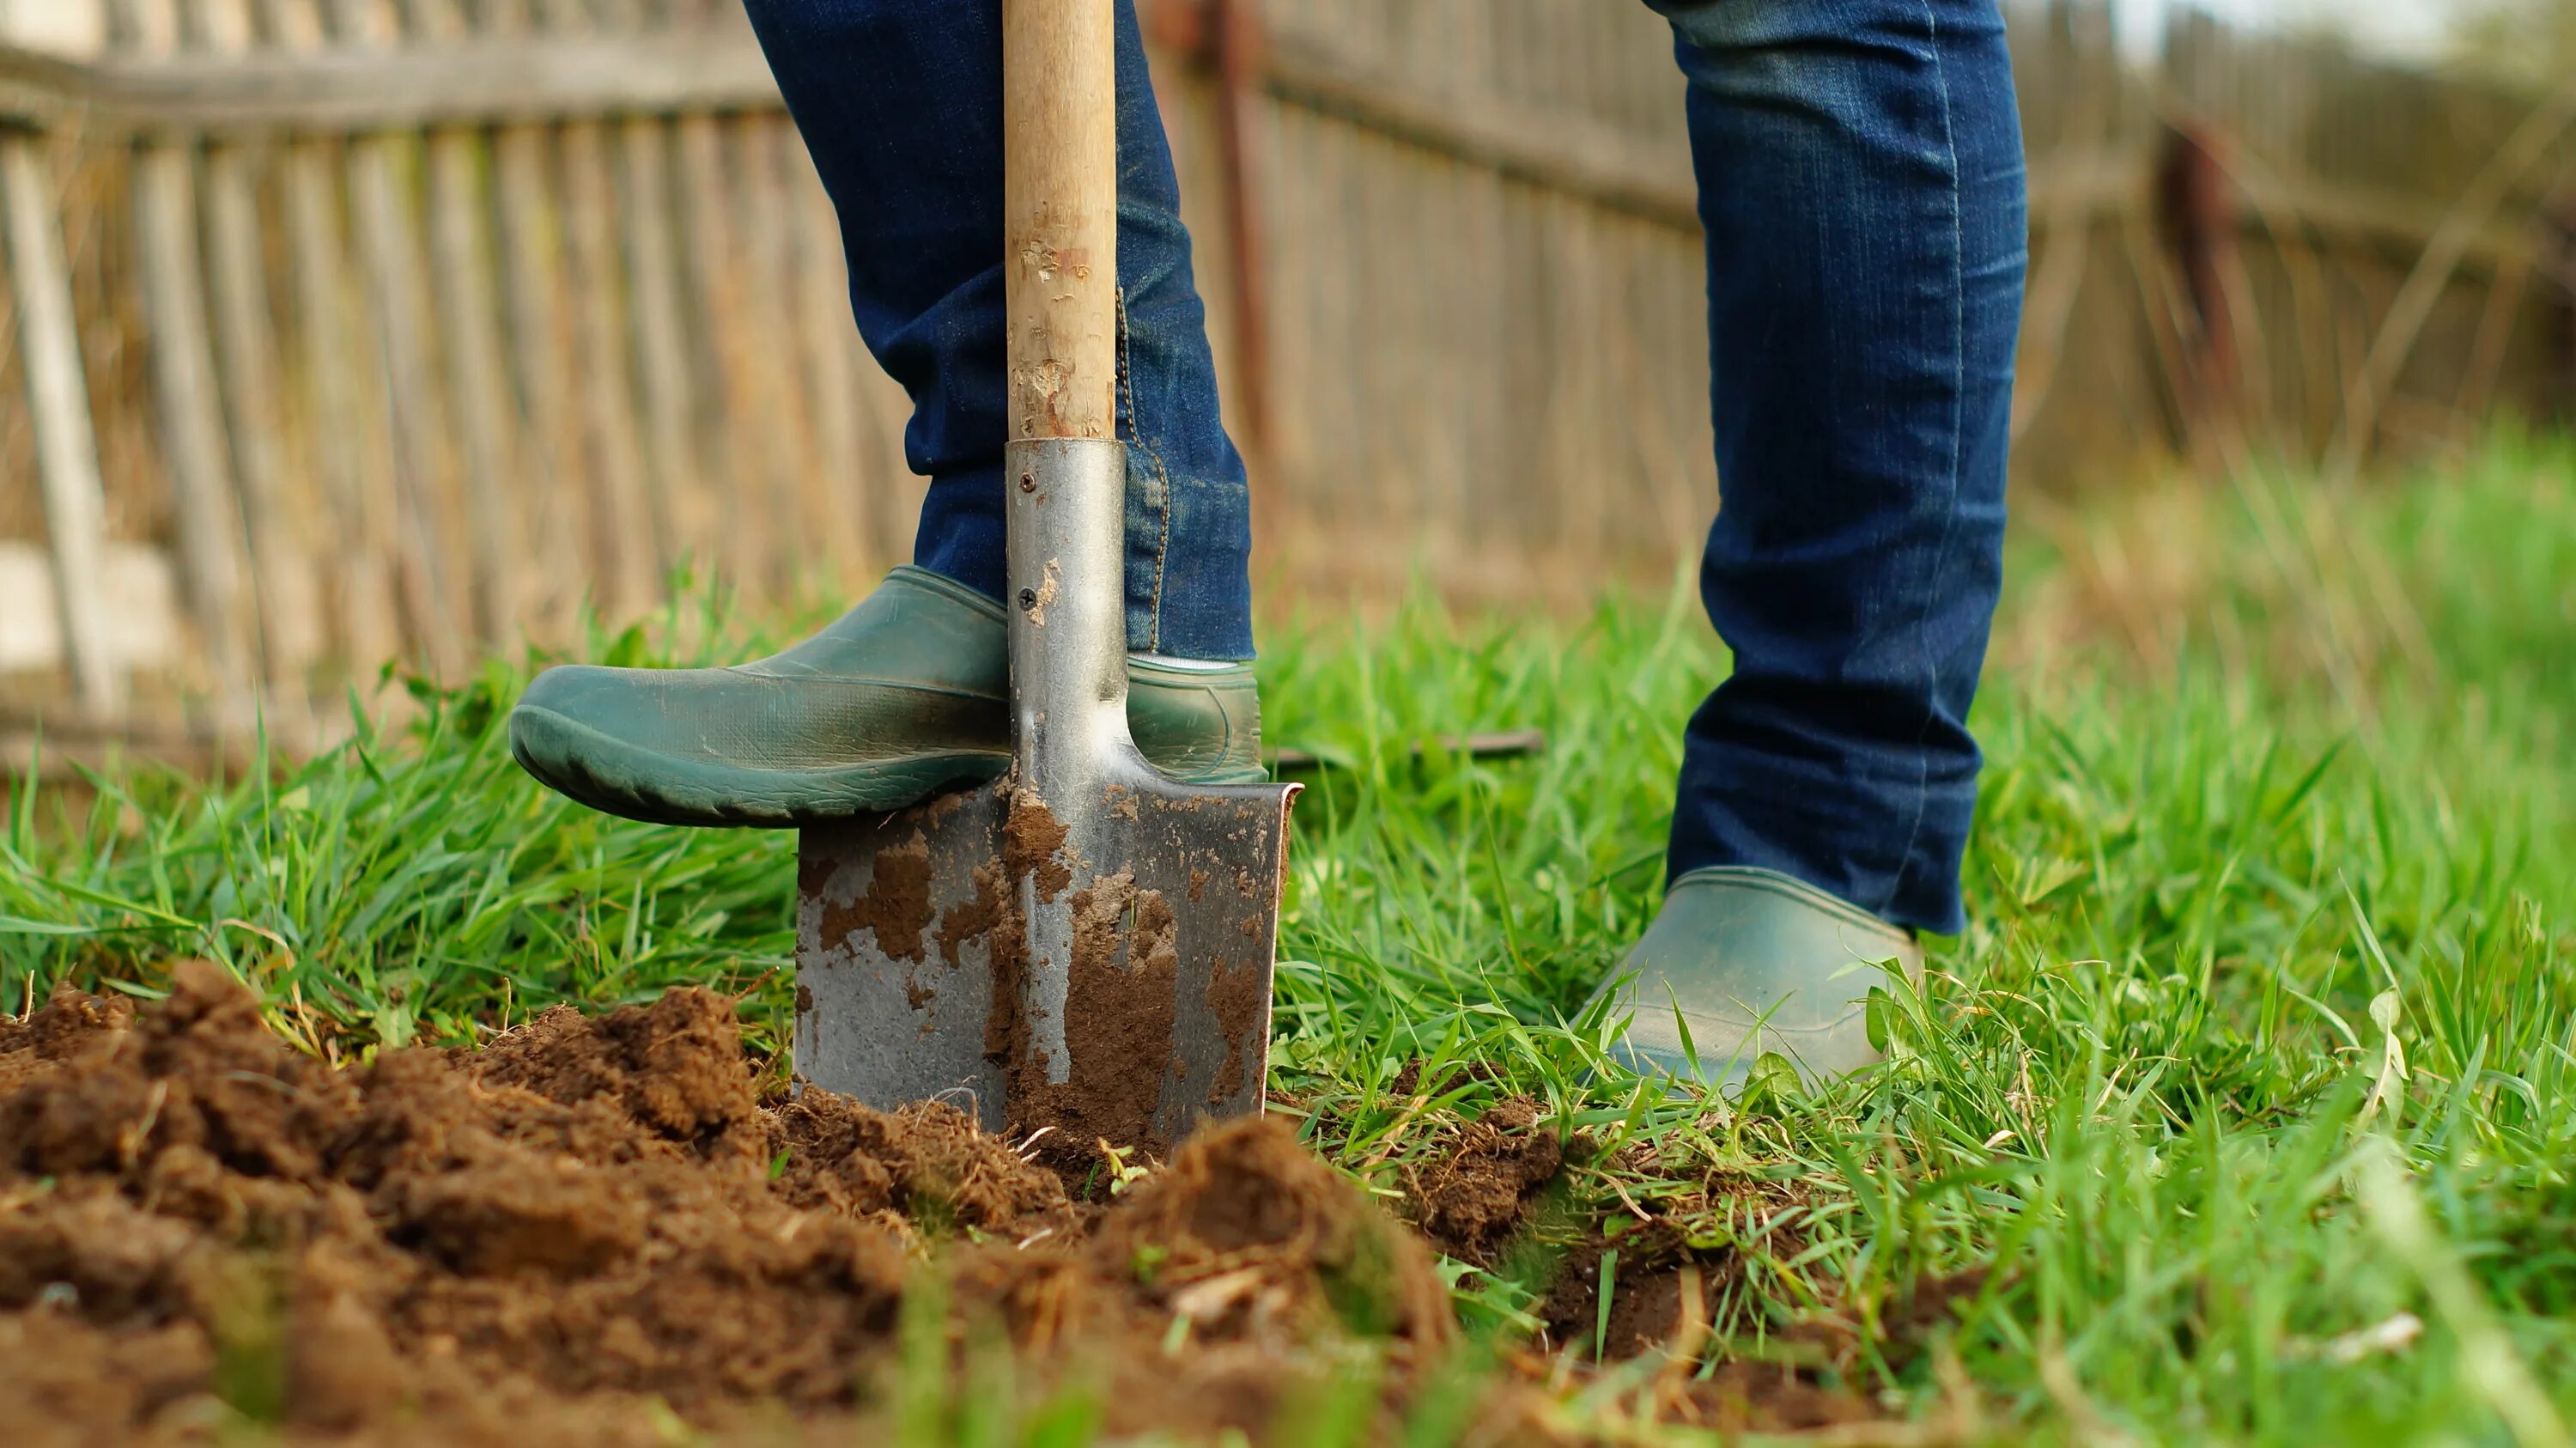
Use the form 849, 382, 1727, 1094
7, 430, 2575, 1442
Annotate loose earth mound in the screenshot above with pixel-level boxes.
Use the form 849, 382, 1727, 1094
0, 964, 1879, 1444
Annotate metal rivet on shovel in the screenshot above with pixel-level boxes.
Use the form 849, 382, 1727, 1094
794, 0, 1299, 1156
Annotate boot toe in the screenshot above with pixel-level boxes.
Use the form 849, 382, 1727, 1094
1588, 867, 1921, 1090
509, 667, 718, 824
513, 666, 641, 757
1602, 1000, 1880, 1090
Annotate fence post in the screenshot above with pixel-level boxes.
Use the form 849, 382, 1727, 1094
2154, 119, 2239, 445
1209, 0, 1271, 457
0, 131, 124, 717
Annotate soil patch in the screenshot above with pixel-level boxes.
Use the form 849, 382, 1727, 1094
0, 964, 1450, 1444
1, 966, 1897, 1443
1403, 1096, 1564, 1263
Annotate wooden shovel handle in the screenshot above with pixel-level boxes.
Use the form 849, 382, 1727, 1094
1004, 0, 1118, 441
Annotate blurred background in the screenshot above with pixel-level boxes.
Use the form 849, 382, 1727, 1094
1, 0, 2570, 764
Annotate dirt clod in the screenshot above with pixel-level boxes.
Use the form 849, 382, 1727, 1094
1096, 1115, 1453, 1349
1406, 1097, 1564, 1263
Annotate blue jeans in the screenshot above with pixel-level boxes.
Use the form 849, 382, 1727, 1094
742, 0, 2026, 935
740, 0, 1255, 660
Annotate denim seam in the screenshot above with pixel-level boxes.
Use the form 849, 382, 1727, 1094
1882, 1, 1967, 923
1115, 285, 1174, 654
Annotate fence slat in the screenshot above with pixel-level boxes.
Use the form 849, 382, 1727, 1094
200, 0, 325, 698
131, 147, 256, 687
257, 0, 400, 670
733, 115, 839, 589
330, 0, 466, 675
489, 123, 583, 624
116, 0, 258, 696
427, 136, 525, 643
558, 119, 658, 615
2, 134, 124, 715
349, 144, 467, 674
417, 0, 526, 644
671, 111, 767, 593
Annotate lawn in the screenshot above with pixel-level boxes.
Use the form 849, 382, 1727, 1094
6, 432, 2573, 1443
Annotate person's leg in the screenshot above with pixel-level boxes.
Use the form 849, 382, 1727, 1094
1600, 0, 2026, 1081
507, 0, 1262, 827
742, 0, 1252, 660
1663, 0, 2023, 934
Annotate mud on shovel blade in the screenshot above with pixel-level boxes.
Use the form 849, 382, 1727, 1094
794, 441, 1297, 1152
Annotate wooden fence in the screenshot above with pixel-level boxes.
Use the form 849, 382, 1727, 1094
2, 0, 2571, 750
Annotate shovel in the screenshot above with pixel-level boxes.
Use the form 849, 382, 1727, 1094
794, 0, 1299, 1156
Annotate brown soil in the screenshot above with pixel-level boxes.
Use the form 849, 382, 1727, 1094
1534, 1153, 1814, 1365
1404, 1096, 1564, 1263
0, 967, 1904, 1444
0, 964, 1446, 1445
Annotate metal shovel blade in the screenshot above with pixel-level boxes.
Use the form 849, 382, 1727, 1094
796, 439, 1297, 1153
796, 770, 1294, 1148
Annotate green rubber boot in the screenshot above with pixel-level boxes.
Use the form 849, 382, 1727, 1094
508, 565, 1265, 827
1587, 866, 1922, 1089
